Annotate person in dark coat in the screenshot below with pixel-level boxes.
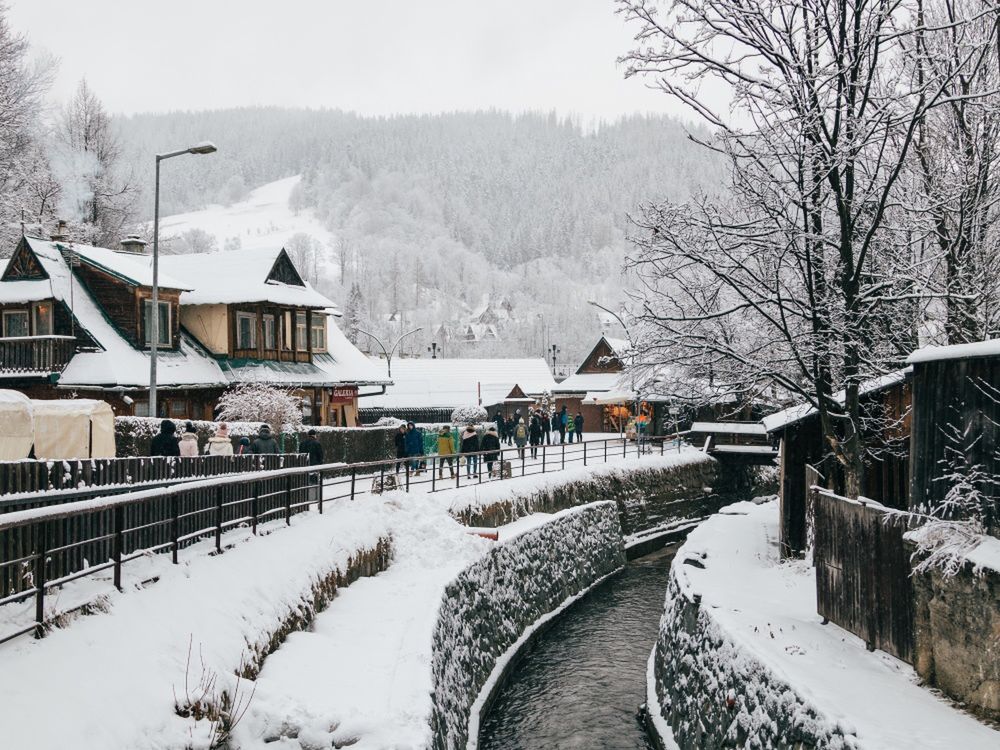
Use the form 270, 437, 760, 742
528, 412, 542, 459
404, 422, 424, 474
481, 426, 501, 476
394, 425, 407, 473
575, 412, 585, 441
558, 405, 568, 444
300, 429, 324, 466
460, 424, 480, 477
251, 425, 279, 454
540, 411, 551, 445
150, 419, 180, 457
495, 412, 505, 440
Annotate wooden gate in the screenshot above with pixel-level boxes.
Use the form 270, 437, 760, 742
813, 489, 915, 663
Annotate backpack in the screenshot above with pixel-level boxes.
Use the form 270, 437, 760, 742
516, 423, 527, 440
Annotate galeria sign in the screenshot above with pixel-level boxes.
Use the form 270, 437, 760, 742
330, 387, 358, 404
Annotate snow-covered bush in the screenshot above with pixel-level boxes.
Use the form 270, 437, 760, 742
216, 382, 303, 434
374, 416, 405, 428
450, 405, 488, 425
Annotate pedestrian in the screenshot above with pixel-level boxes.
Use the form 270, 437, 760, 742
558, 405, 568, 444
514, 417, 528, 460
300, 428, 324, 466
394, 424, 407, 474
540, 410, 551, 445
178, 421, 200, 457
460, 423, 480, 477
437, 425, 456, 478
251, 424, 279, 454
566, 413, 576, 443
495, 411, 505, 439
482, 425, 501, 476
206, 423, 234, 456
150, 419, 180, 457
528, 412, 542, 459
502, 414, 513, 445
404, 422, 424, 474
575, 412, 585, 442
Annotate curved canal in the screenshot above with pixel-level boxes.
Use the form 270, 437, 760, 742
478, 544, 676, 750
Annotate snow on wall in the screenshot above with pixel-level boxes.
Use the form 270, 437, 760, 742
428, 500, 625, 750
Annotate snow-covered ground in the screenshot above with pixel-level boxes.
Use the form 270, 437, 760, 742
658, 500, 1000, 749
156, 175, 334, 260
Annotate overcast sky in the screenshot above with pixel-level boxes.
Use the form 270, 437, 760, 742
9, 0, 687, 122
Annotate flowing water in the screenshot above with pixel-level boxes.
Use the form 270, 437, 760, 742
478, 545, 676, 750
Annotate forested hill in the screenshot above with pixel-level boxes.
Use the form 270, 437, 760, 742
117, 108, 725, 361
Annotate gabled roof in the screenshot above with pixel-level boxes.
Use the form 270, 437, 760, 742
555, 371, 622, 394
575, 335, 627, 376
363, 357, 557, 409
160, 247, 336, 309
907, 338, 1000, 364
22, 236, 189, 290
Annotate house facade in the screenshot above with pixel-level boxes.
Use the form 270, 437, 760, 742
0, 235, 388, 425
553, 336, 632, 432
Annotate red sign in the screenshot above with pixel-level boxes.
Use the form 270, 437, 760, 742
330, 386, 358, 404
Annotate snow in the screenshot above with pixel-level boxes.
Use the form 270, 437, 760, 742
156, 175, 334, 261
159, 246, 335, 309
363, 357, 557, 409
73, 242, 189, 289
645, 650, 680, 750
908, 338, 1000, 364
691, 420, 767, 435
669, 500, 1000, 749
554, 370, 621, 394
965, 534, 1000, 574
0, 498, 391, 750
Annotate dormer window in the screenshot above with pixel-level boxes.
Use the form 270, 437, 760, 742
143, 300, 171, 346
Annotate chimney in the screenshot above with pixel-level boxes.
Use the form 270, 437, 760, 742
119, 234, 148, 254
50, 220, 69, 242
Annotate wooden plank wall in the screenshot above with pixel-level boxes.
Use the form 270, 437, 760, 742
813, 490, 915, 663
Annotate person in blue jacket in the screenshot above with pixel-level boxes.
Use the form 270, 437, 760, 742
404, 421, 424, 474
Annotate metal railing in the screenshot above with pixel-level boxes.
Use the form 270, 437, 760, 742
0, 335, 76, 374
0, 435, 666, 644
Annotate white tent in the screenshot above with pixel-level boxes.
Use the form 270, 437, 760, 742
30, 399, 116, 459
0, 390, 33, 460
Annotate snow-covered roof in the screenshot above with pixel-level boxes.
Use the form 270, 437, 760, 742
907, 338, 1000, 364
556, 371, 622, 394
691, 421, 767, 436
24, 236, 190, 290
603, 337, 631, 357
762, 368, 911, 433
160, 247, 337, 309
363, 357, 556, 409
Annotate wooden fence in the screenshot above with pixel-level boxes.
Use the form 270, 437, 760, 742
812, 488, 916, 663
0, 453, 309, 496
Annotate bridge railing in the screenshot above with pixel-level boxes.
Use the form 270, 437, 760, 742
0, 435, 663, 644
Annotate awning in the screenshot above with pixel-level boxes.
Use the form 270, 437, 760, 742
584, 390, 635, 405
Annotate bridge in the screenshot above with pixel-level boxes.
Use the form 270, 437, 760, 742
689, 421, 779, 465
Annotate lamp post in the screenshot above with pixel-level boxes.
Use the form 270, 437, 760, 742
428, 342, 439, 359
149, 141, 217, 418
587, 300, 642, 445
549, 343, 559, 375
358, 327, 423, 378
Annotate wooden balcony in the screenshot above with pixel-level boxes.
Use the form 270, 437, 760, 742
0, 336, 76, 376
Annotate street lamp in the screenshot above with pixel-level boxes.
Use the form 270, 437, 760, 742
149, 141, 217, 418
550, 343, 559, 375
428, 342, 439, 359
358, 327, 423, 378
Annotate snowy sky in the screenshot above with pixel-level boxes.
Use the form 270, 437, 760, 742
9, 0, 702, 122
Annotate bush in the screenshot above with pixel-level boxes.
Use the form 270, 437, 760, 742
450, 405, 488, 425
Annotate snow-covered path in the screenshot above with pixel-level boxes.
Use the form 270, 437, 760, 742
668, 501, 1000, 750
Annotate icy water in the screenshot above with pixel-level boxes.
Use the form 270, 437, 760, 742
478, 545, 676, 750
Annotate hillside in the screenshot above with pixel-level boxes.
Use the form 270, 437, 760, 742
117, 109, 725, 363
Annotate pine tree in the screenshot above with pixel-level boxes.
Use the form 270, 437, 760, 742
346, 282, 364, 344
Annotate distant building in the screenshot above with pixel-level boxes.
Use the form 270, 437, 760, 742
0, 235, 388, 425
553, 336, 632, 432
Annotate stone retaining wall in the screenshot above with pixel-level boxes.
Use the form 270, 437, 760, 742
428, 501, 626, 750
450, 454, 726, 538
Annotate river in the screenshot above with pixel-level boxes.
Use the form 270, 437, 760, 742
478, 544, 676, 749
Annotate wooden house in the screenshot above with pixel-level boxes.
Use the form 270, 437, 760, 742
554, 336, 631, 432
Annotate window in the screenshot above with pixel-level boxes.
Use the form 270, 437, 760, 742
32, 302, 53, 336
263, 314, 276, 350
310, 317, 326, 352
283, 311, 293, 350
134, 400, 150, 417
2, 309, 29, 337
143, 300, 171, 346
169, 400, 188, 418
295, 312, 307, 351
236, 312, 257, 350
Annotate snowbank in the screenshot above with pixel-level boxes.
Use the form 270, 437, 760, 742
648, 500, 1000, 750
430, 501, 625, 750
0, 502, 392, 750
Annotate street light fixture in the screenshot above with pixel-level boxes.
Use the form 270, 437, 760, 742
358, 327, 423, 378
149, 141, 217, 418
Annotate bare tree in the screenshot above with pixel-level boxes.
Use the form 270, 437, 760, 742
618, 0, 992, 496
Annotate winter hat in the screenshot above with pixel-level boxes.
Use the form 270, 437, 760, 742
259, 425, 271, 435
307, 429, 317, 437
439, 426, 451, 435
239, 437, 250, 446
160, 419, 176, 434
185, 421, 196, 433
216, 423, 229, 437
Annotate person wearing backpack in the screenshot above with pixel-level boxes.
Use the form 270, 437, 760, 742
514, 417, 528, 460
482, 426, 501, 476
566, 413, 576, 443
558, 405, 568, 444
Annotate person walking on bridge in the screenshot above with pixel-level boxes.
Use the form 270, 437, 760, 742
461, 424, 480, 478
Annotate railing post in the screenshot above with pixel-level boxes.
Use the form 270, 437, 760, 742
171, 492, 180, 563
350, 467, 357, 503
583, 442, 587, 466
604, 439, 608, 464
34, 522, 48, 638
113, 504, 124, 591
661, 438, 665, 455
379, 464, 385, 494
285, 474, 293, 525
251, 480, 260, 535
215, 485, 224, 553
405, 463, 411, 492
431, 457, 436, 492
561, 443, 565, 470
542, 444, 546, 474
623, 438, 627, 458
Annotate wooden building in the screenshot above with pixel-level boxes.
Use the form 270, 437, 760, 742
554, 336, 631, 432
763, 369, 912, 557
0, 235, 389, 425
